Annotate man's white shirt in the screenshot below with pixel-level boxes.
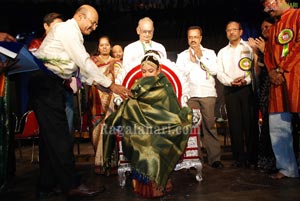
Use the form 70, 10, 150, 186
216, 39, 253, 86
115, 40, 167, 84
176, 45, 218, 98
35, 18, 112, 88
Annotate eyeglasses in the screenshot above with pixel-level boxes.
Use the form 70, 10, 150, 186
85, 16, 98, 28
226, 28, 240, 32
261, 25, 272, 31
264, 0, 276, 12
141, 29, 153, 35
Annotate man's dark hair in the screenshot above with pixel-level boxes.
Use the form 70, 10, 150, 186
43, 12, 63, 26
187, 26, 203, 35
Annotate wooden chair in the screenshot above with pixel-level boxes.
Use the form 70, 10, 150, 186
116, 59, 203, 187
14, 110, 39, 163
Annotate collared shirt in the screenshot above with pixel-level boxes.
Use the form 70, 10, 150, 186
216, 39, 253, 87
115, 40, 167, 84
176, 45, 218, 98
35, 18, 112, 88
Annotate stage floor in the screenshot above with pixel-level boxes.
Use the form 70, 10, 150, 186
2, 137, 300, 201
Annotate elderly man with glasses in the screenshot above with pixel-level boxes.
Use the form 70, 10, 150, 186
116, 17, 167, 84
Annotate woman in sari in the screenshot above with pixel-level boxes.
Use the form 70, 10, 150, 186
89, 36, 122, 175
104, 51, 193, 198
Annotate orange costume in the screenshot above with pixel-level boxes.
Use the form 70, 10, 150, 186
264, 8, 300, 113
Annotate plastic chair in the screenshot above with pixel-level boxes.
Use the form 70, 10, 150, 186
14, 110, 39, 163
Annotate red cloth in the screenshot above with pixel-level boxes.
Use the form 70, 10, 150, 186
28, 38, 43, 52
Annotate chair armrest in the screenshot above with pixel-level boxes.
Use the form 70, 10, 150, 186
192, 109, 202, 128
181, 94, 190, 107
113, 96, 123, 106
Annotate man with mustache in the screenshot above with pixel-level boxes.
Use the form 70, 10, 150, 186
176, 26, 224, 169
261, 0, 300, 179
216, 21, 259, 169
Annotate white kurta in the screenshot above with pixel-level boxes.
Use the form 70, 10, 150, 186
116, 40, 167, 84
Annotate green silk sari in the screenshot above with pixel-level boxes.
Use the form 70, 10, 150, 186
104, 73, 192, 187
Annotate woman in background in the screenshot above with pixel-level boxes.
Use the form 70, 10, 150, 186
28, 12, 63, 52
89, 35, 119, 175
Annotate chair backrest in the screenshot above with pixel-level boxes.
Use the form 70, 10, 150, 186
15, 110, 39, 139
122, 59, 182, 101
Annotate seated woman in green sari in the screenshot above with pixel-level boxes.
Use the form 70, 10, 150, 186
104, 51, 193, 198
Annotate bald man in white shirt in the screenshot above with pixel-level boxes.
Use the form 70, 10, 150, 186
28, 4, 130, 199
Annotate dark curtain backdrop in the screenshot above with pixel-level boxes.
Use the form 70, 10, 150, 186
1, 0, 298, 56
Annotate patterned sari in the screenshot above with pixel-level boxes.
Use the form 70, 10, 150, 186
88, 56, 121, 175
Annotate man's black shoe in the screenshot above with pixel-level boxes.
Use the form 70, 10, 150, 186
245, 161, 258, 169
67, 184, 105, 198
36, 190, 56, 199
211, 161, 224, 169
231, 161, 242, 168
36, 186, 62, 199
